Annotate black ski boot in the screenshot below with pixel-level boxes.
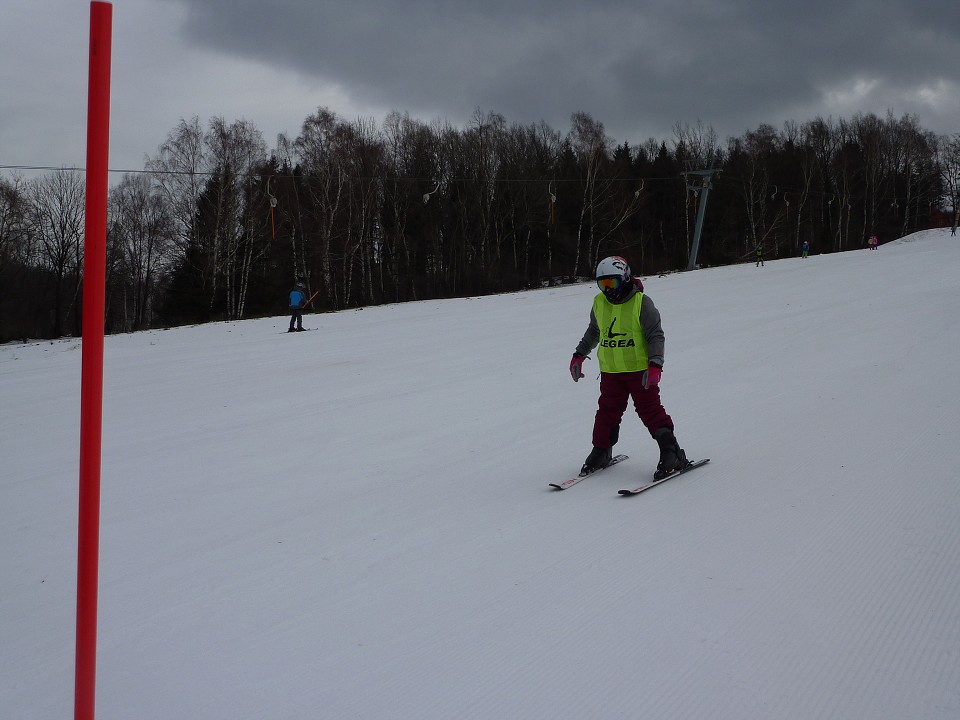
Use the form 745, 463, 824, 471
580, 446, 613, 476
653, 427, 688, 479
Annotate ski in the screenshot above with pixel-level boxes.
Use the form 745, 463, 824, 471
618, 458, 710, 496
550, 454, 629, 490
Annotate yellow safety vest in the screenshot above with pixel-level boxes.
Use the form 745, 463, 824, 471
593, 292, 649, 373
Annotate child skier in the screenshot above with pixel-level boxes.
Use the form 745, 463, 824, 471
569, 256, 689, 480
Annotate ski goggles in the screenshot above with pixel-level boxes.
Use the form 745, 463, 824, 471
597, 276, 622, 292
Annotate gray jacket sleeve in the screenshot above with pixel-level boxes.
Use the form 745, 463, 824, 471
574, 309, 600, 356
641, 294, 665, 367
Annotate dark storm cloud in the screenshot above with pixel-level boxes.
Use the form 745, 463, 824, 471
174, 0, 959, 142
4, 0, 958, 173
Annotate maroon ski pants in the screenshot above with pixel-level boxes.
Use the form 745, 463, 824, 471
592, 371, 673, 448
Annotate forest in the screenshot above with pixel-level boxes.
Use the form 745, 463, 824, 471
1, 107, 958, 342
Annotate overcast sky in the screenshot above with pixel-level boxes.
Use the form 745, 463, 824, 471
2, 0, 959, 176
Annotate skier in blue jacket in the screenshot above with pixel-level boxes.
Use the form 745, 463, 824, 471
288, 282, 308, 332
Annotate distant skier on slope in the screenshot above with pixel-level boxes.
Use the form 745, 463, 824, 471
288, 281, 309, 332
568, 256, 689, 480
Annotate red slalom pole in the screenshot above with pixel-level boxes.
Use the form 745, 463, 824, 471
75, 3, 112, 719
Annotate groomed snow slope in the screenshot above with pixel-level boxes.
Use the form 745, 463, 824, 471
2, 228, 959, 719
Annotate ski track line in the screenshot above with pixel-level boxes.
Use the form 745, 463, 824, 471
502, 437, 960, 720
635, 447, 960, 719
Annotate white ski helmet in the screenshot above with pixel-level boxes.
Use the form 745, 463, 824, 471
595, 256, 632, 300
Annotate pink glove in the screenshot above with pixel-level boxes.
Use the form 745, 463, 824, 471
570, 353, 587, 382
642, 364, 662, 389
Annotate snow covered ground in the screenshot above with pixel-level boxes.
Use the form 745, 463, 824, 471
2, 228, 959, 720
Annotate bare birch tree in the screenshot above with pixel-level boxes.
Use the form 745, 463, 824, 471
936, 134, 960, 232
294, 107, 350, 306
728, 124, 778, 256
206, 116, 268, 319
0, 176, 35, 339
108, 173, 175, 330
29, 170, 85, 336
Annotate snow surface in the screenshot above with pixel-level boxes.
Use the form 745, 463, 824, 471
2, 228, 960, 720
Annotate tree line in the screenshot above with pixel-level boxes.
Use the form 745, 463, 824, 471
1, 108, 958, 342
